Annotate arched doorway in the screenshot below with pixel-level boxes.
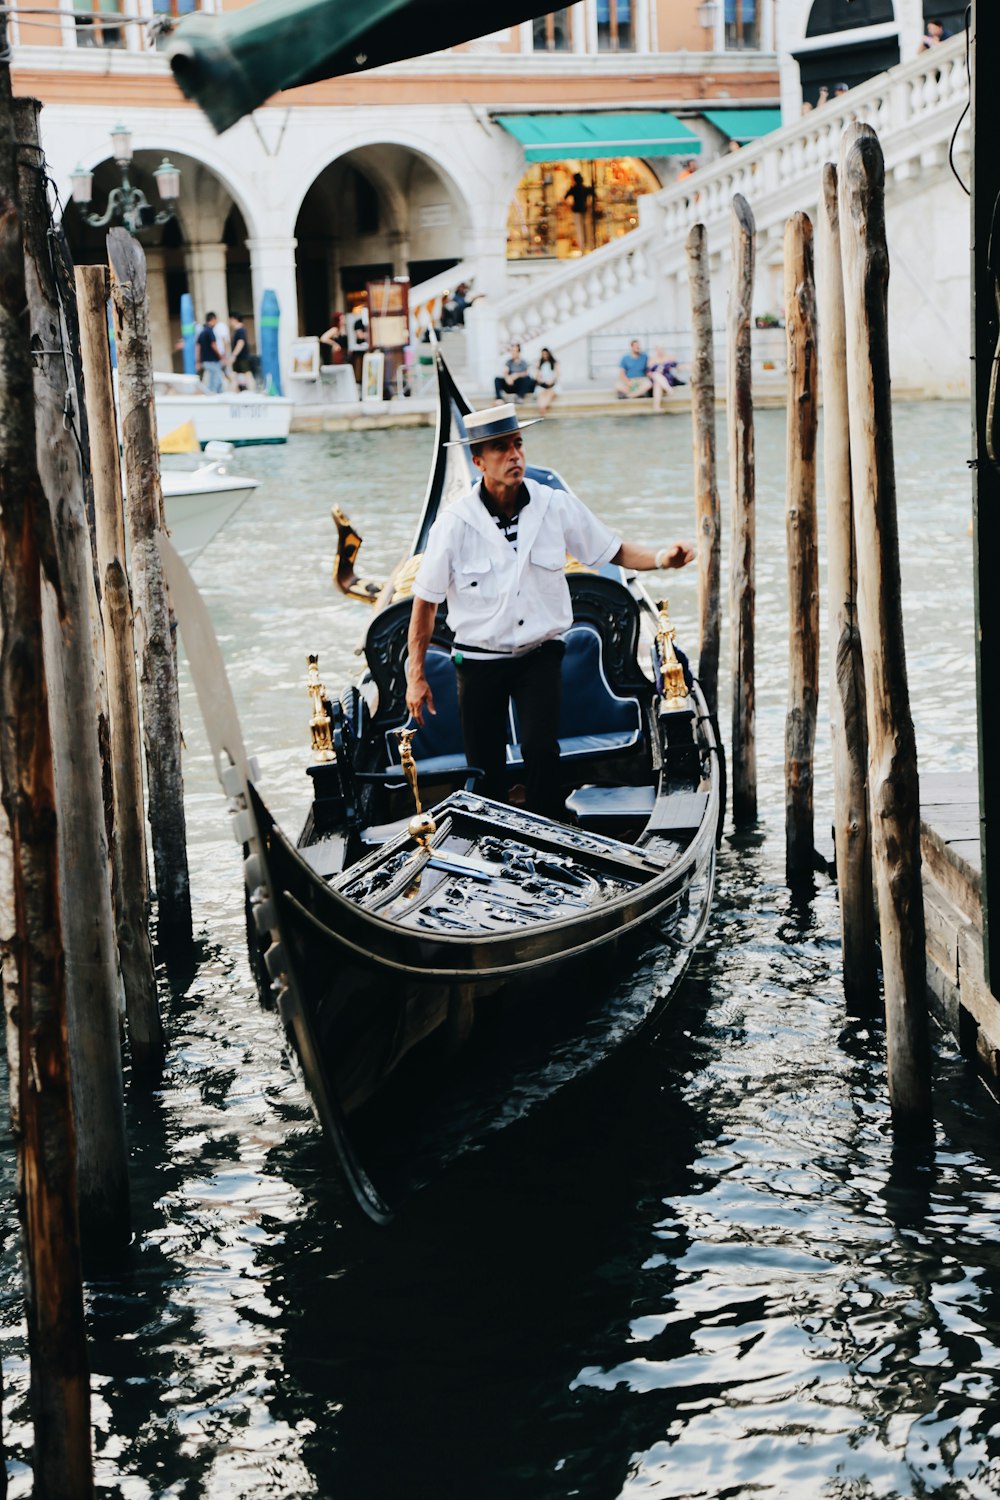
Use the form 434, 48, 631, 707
63, 150, 252, 372
795, 0, 899, 106
506, 157, 661, 262
294, 145, 468, 348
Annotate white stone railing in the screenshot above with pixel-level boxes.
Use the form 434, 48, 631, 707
470, 30, 968, 378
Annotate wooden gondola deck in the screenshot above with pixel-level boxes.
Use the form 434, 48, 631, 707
920, 769, 1000, 1096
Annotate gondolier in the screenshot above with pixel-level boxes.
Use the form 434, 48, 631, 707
406, 402, 694, 819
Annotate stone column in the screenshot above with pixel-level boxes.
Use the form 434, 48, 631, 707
185, 242, 229, 326
634, 0, 650, 53
246, 235, 300, 390
572, 2, 587, 53
143, 247, 173, 371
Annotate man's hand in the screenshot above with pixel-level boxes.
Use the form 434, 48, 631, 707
656, 542, 695, 569
406, 672, 435, 728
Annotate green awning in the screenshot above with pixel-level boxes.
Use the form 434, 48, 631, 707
701, 108, 783, 143
495, 112, 702, 162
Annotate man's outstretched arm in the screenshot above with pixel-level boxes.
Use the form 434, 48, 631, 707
612, 541, 695, 571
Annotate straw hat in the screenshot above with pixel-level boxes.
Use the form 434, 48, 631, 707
445, 402, 542, 448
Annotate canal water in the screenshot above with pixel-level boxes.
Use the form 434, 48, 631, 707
4, 401, 998, 1499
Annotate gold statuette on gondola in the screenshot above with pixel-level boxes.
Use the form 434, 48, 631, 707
306, 654, 335, 761
394, 727, 437, 847
656, 600, 689, 707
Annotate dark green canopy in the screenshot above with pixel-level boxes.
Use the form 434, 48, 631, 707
168, 1, 549, 134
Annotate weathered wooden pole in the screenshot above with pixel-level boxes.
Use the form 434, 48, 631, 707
727, 194, 757, 826
76, 263, 163, 1070
817, 162, 878, 1006
0, 47, 95, 1498
783, 211, 820, 884
839, 123, 932, 1124
108, 228, 193, 948
16, 98, 131, 1249
686, 222, 721, 718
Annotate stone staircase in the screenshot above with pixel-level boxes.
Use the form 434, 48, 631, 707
466, 32, 970, 399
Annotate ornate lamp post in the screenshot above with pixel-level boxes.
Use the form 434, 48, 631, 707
70, 124, 181, 235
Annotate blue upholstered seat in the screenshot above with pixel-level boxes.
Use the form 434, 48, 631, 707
384, 646, 469, 775
507, 625, 642, 767
387, 626, 644, 777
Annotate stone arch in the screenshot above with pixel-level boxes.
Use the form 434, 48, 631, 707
788, 0, 901, 107
292, 139, 474, 345
62, 139, 261, 370
805, 0, 895, 37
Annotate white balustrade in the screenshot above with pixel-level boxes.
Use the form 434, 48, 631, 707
483, 32, 968, 374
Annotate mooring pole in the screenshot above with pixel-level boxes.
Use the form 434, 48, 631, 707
839, 123, 932, 1124
817, 162, 877, 1006
686, 222, 721, 718
783, 211, 820, 884
727, 194, 757, 826
76, 262, 163, 1071
107, 227, 193, 949
0, 44, 95, 1497
16, 97, 131, 1249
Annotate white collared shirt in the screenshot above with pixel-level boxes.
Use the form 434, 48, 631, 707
413, 478, 621, 654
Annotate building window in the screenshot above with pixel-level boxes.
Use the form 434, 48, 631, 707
152, 0, 199, 17
533, 10, 572, 51
725, 0, 758, 49
73, 0, 125, 47
507, 157, 660, 262
597, 0, 633, 52
150, 0, 199, 46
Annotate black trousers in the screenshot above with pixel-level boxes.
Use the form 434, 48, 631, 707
494, 374, 536, 399
455, 641, 565, 819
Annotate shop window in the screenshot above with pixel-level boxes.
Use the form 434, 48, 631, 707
597, 0, 633, 52
725, 0, 758, 49
533, 10, 572, 50
506, 157, 659, 262
73, 0, 125, 48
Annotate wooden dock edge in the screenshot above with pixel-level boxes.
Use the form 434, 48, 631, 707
921, 811, 1000, 1101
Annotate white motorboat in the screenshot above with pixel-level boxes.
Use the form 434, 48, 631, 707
160, 443, 259, 563
154, 371, 293, 446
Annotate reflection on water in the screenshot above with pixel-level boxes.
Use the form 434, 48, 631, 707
3, 403, 997, 1500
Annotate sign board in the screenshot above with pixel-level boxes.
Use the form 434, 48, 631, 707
290, 336, 320, 379
361, 350, 385, 403
367, 277, 410, 350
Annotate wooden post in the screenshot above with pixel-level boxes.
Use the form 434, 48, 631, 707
839, 123, 932, 1124
108, 228, 193, 948
76, 263, 163, 1071
727, 194, 757, 826
783, 211, 819, 884
0, 48, 95, 1497
972, 0, 1000, 989
686, 223, 721, 718
16, 98, 131, 1249
817, 162, 878, 1006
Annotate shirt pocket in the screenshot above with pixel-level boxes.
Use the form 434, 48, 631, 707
530, 545, 567, 575
457, 560, 499, 604
528, 544, 568, 602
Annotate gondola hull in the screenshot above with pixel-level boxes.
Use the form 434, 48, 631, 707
248, 753, 717, 1213
162, 345, 724, 1224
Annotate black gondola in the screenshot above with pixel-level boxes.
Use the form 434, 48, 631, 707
163, 348, 723, 1225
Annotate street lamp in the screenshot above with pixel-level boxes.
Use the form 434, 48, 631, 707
70, 124, 180, 235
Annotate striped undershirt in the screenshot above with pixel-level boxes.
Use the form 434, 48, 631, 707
480, 479, 530, 549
